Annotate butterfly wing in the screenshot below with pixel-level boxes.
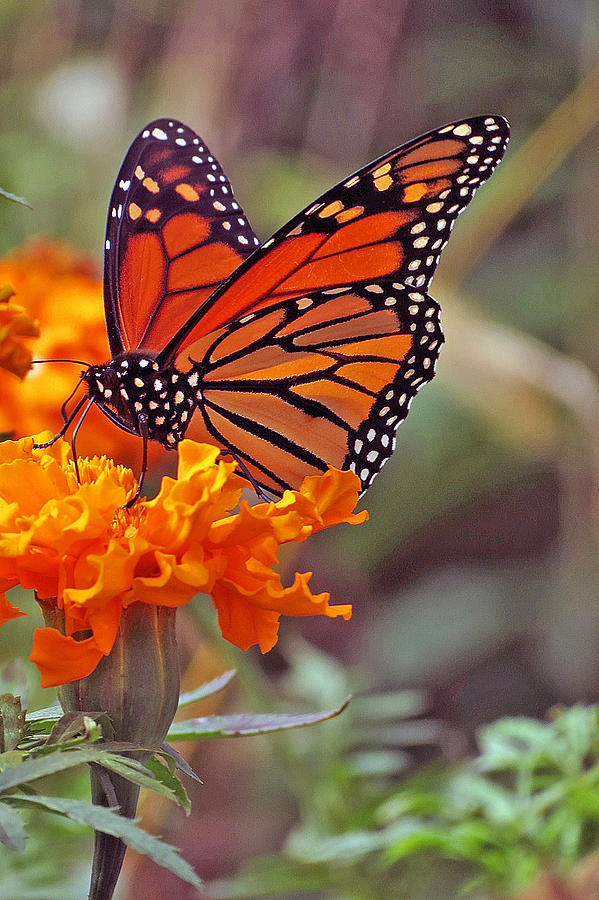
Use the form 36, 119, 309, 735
185, 278, 442, 495
159, 114, 509, 367
103, 118, 260, 357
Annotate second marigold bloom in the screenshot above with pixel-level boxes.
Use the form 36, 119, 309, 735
0, 437, 366, 687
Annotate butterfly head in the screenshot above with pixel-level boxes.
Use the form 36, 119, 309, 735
84, 352, 196, 448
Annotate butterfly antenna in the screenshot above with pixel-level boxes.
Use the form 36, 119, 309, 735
70, 398, 95, 483
33, 394, 89, 450
32, 357, 91, 367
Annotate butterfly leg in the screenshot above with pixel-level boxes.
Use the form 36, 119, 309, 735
224, 451, 274, 503
70, 398, 95, 483
125, 414, 149, 508
61, 375, 86, 424
33, 394, 89, 450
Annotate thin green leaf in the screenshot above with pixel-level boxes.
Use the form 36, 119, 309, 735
146, 756, 190, 813
7, 793, 203, 891
0, 800, 25, 850
0, 187, 31, 208
0, 746, 169, 798
177, 669, 236, 707
168, 698, 350, 741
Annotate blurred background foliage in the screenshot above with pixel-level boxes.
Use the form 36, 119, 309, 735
1, 0, 599, 897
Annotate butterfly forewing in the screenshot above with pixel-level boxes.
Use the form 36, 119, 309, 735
103, 118, 259, 357
160, 115, 509, 366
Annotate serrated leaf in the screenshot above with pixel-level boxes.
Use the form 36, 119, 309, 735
89, 752, 181, 801
0, 187, 31, 208
0, 747, 104, 793
146, 756, 190, 813
168, 699, 350, 740
177, 670, 236, 707
6, 793, 203, 891
0, 799, 25, 850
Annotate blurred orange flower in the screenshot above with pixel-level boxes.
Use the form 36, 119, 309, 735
0, 239, 153, 464
0, 285, 39, 379
0, 437, 366, 688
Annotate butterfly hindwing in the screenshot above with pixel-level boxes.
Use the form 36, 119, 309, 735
159, 114, 509, 367
183, 279, 443, 495
103, 119, 259, 356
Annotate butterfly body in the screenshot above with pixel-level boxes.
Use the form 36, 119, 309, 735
84, 351, 196, 447
78, 114, 509, 498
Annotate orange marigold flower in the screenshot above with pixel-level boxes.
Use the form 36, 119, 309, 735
0, 285, 39, 378
0, 239, 156, 464
0, 436, 366, 688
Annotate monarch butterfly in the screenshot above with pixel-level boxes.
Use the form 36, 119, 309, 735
41, 115, 509, 502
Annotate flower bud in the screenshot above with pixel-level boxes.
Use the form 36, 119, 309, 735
38, 598, 180, 900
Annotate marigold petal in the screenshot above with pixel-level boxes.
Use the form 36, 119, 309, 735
30, 627, 103, 688
212, 564, 352, 653
0, 287, 39, 379
0, 591, 26, 625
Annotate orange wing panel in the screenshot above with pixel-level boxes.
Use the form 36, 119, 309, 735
203, 346, 333, 382
290, 379, 375, 430
394, 138, 464, 168
167, 241, 245, 292
399, 159, 462, 183
188, 234, 328, 338
209, 309, 286, 363
275, 293, 372, 338
119, 232, 166, 348
332, 334, 412, 359
275, 243, 404, 294
337, 360, 403, 393
312, 211, 416, 258
141, 287, 215, 348
162, 213, 211, 257
203, 408, 327, 492
292, 309, 400, 347
205, 390, 348, 466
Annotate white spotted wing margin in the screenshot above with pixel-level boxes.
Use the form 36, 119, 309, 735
343, 283, 443, 491
189, 278, 444, 497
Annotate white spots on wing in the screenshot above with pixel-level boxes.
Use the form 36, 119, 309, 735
152, 127, 167, 140
453, 123, 472, 136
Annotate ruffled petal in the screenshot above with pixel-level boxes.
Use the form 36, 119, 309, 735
30, 627, 103, 688
0, 591, 26, 625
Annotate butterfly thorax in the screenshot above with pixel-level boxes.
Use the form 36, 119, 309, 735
84, 351, 196, 448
